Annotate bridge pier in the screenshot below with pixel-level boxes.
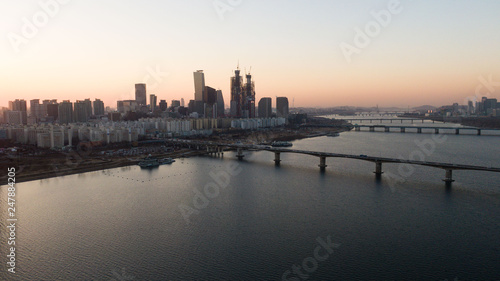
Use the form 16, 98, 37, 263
442, 169, 455, 183
400, 127, 405, 133
435, 128, 439, 134
318, 156, 327, 170
417, 128, 422, 134
369, 126, 375, 132
274, 152, 281, 165
236, 148, 245, 160
455, 129, 460, 135
477, 129, 481, 136
373, 161, 383, 177
411, 120, 414, 124
355, 127, 360, 131
390, 120, 393, 123
385, 127, 390, 132
401, 120, 403, 123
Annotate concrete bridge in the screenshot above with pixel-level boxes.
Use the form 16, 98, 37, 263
352, 125, 500, 135
165, 139, 500, 186
342, 118, 427, 124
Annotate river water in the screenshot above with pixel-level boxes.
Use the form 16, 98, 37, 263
1, 117, 499, 280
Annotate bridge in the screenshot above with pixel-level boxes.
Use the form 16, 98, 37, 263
351, 125, 500, 135
341, 118, 428, 124
165, 139, 500, 186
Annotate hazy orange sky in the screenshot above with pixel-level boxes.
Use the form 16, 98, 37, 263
2, 0, 500, 109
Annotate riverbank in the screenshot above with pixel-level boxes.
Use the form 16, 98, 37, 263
0, 124, 351, 185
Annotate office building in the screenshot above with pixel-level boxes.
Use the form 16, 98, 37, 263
135, 83, 147, 106
150, 94, 157, 112
216, 90, 225, 117
258, 97, 272, 118
193, 70, 205, 102
276, 97, 289, 118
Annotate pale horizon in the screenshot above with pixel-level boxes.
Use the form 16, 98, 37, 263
2, 0, 500, 109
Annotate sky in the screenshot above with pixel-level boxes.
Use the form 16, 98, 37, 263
1, 0, 500, 109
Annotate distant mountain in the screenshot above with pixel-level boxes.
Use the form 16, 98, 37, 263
412, 105, 436, 111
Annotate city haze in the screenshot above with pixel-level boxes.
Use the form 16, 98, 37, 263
2, 0, 500, 108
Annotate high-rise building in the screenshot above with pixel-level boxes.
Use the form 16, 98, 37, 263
258, 97, 272, 118
3, 111, 23, 125
74, 101, 89, 123
150, 94, 157, 112
171, 100, 181, 108
204, 86, 218, 118
159, 100, 168, 112
11, 99, 28, 124
30, 99, 40, 117
276, 97, 289, 118
216, 90, 225, 117
243, 72, 256, 118
58, 101, 73, 124
230, 66, 256, 118
93, 99, 105, 116
83, 99, 92, 118
47, 103, 59, 120
230, 67, 243, 117
193, 70, 206, 102
181, 98, 185, 107
135, 83, 147, 106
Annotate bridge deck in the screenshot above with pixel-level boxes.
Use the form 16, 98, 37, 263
167, 139, 500, 173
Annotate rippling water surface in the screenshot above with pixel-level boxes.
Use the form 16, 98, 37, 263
1, 118, 499, 280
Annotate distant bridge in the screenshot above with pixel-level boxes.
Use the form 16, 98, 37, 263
352, 125, 500, 135
341, 118, 426, 123
165, 139, 500, 186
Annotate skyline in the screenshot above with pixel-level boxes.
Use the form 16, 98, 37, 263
2, 0, 500, 109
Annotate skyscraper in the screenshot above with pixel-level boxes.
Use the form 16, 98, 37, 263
216, 90, 225, 117
230, 65, 256, 118
193, 70, 205, 102
230, 67, 243, 117
58, 101, 73, 124
135, 83, 147, 106
276, 97, 289, 118
204, 86, 218, 118
243, 72, 256, 118
258, 97, 272, 118
93, 99, 105, 116
150, 94, 157, 112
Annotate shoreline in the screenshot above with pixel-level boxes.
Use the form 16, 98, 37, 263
1, 127, 350, 185
0, 117, 349, 185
